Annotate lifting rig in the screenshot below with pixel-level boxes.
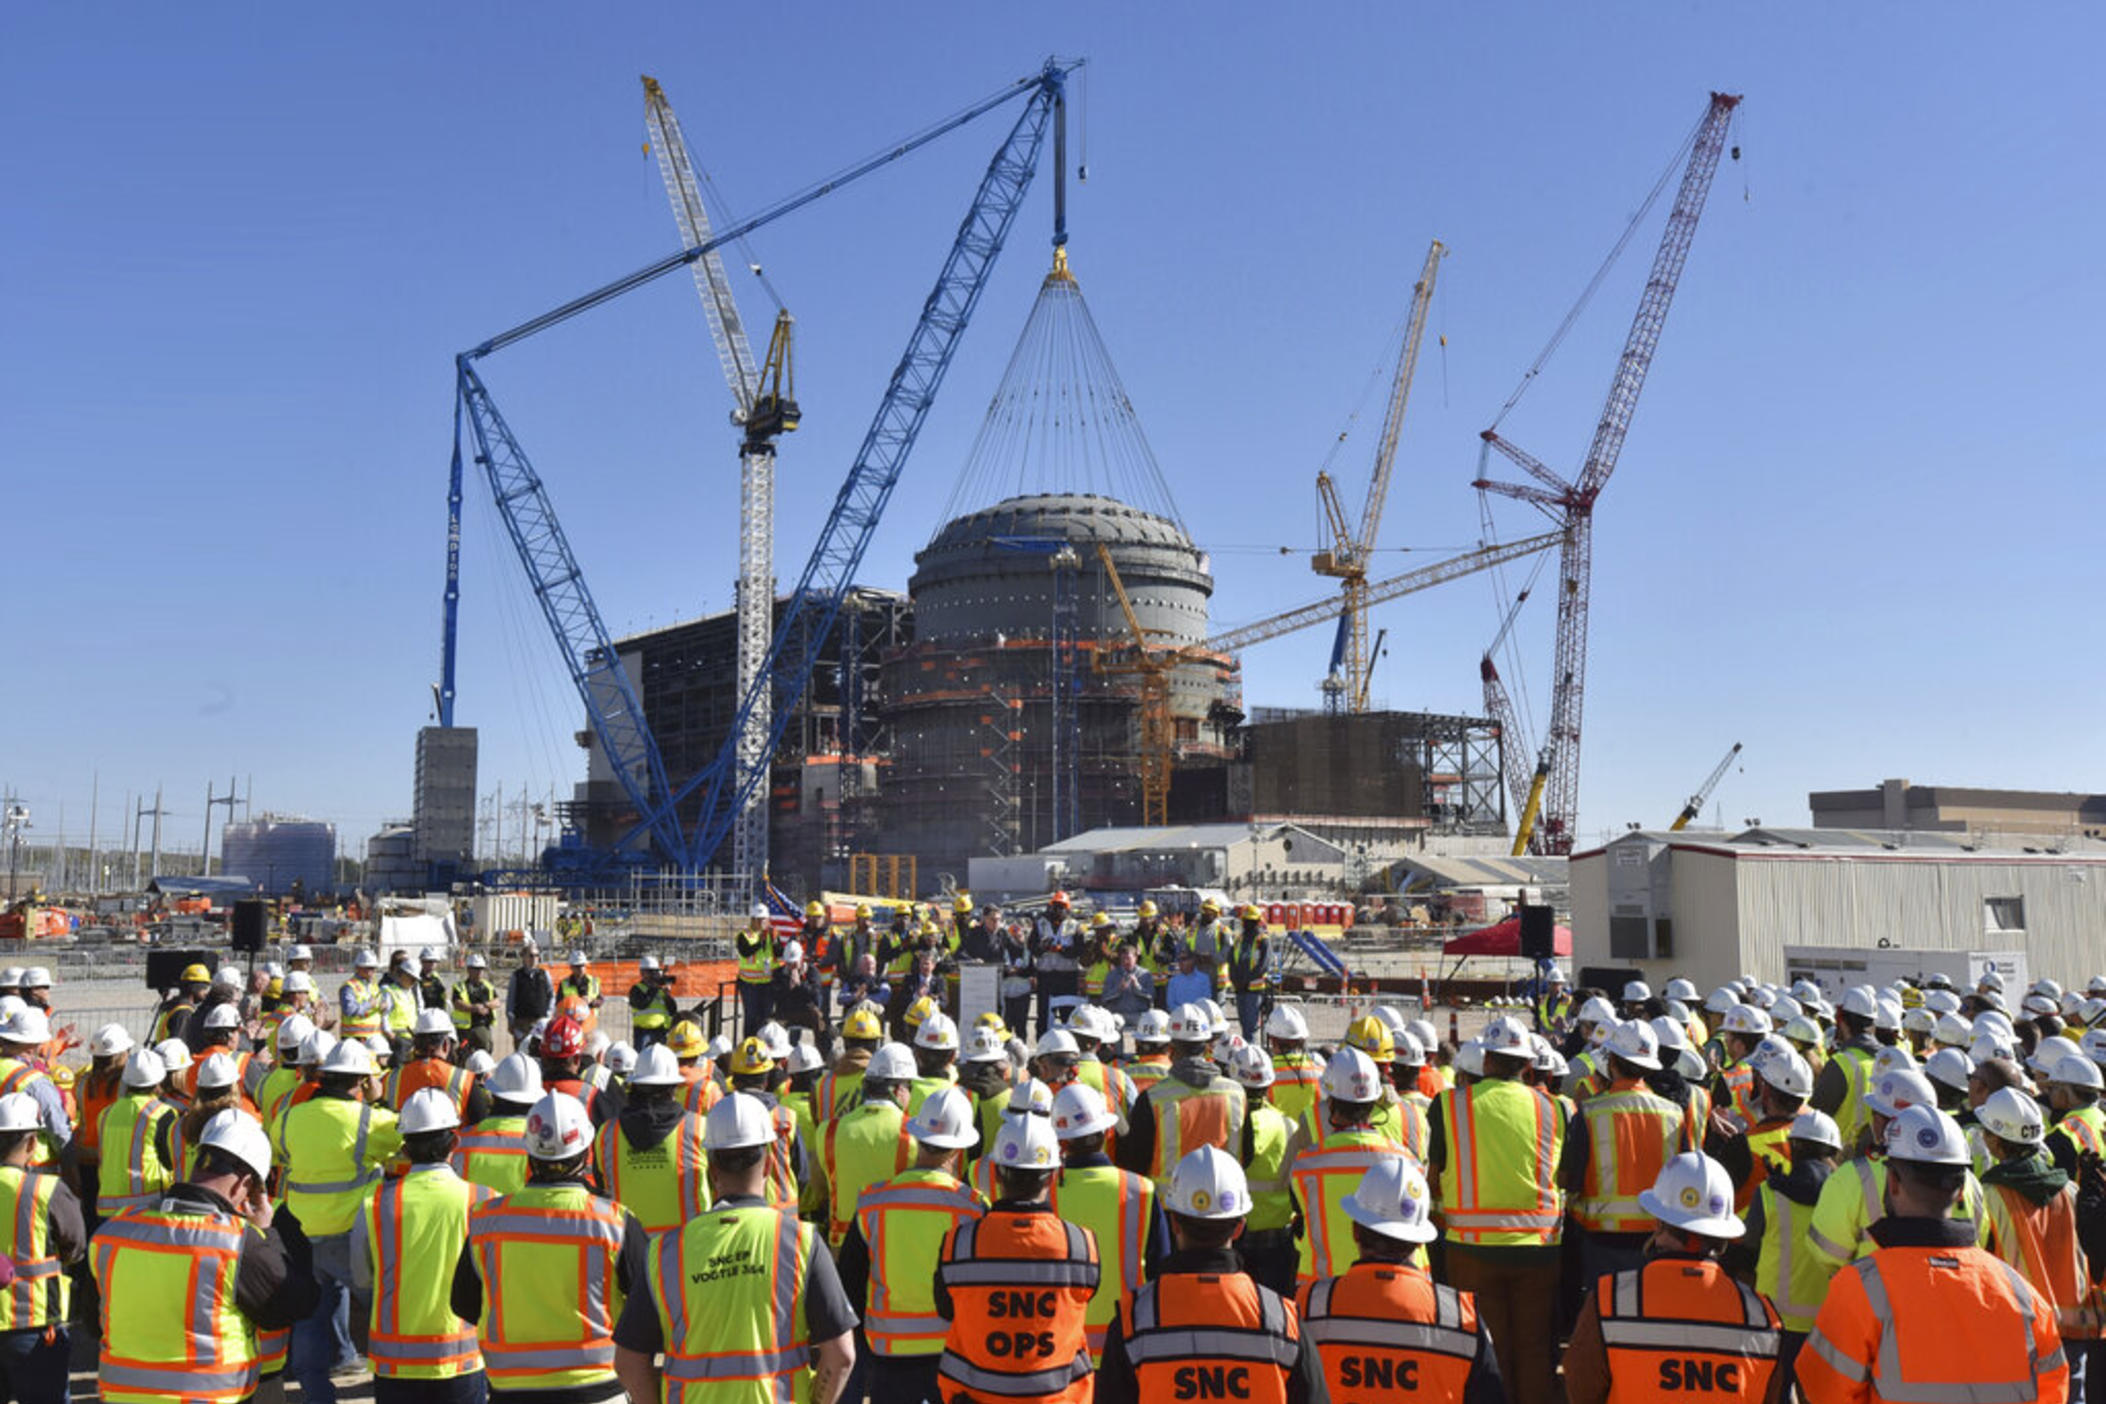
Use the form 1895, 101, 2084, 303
1476, 92, 1740, 855
1669, 741, 1742, 831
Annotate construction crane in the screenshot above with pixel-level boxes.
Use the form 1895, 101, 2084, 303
1094, 530, 1561, 826
446, 60, 1082, 881
642, 75, 799, 896
1669, 741, 1742, 831
1313, 240, 1445, 713
1474, 92, 1740, 854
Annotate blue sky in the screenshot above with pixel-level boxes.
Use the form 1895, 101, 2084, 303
6, 5, 2102, 862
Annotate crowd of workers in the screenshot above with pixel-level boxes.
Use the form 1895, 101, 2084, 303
0, 907, 2092, 1404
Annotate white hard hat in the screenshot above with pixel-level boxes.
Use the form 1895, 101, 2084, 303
1034, 1029, 1080, 1059
198, 1004, 240, 1033
1978, 970, 2006, 993
1370, 1005, 1409, 1036
285, 971, 317, 994
91, 1023, 136, 1059
1675, 1047, 1708, 1082
1199, 1000, 1229, 1037
1864, 1068, 1937, 1120
2033, 977, 2065, 1001
1211, 1031, 1247, 1065
749, 904, 770, 921
487, 1053, 544, 1104
1051, 1082, 1119, 1139
1068, 1006, 1113, 1042
1770, 995, 1806, 1024
628, 1044, 685, 1087
354, 948, 378, 968
401, 1087, 463, 1135
1576, 996, 1616, 1027
1980, 1087, 2046, 1146
1924, 1047, 1975, 1093
413, 1008, 455, 1038
1622, 980, 1653, 1004
1976, 1009, 2017, 1039
1605, 1020, 1662, 1071
2030, 1036, 2083, 1076
1229, 1044, 1275, 1091
1407, 1019, 1438, 1055
1979, 991, 2011, 1015
2052, 1054, 2105, 1091
780, 941, 804, 965
1704, 988, 1741, 1016
704, 1034, 733, 1060
213, 966, 242, 991
323, 1039, 377, 1078
1168, 1004, 1212, 1043
1392, 1028, 1425, 1067
362, 1034, 392, 1059
1320, 1046, 1383, 1103
1164, 1145, 1250, 1221
1969, 1031, 2018, 1065
1872, 1044, 1919, 1079
1721, 1005, 1773, 1037
1006, 1078, 1055, 1116
1537, 1042, 1571, 1079
1340, 1157, 1438, 1245
964, 1026, 1009, 1065
1873, 997, 1904, 1033
198, 1109, 272, 1181
753, 1022, 791, 1061
1639, 1152, 1743, 1238
2090, 974, 2106, 997
990, 1111, 1061, 1169
464, 1050, 496, 1075
0, 1093, 39, 1133
2022, 993, 2059, 1019
18, 967, 49, 990
2081, 999, 2106, 1026
122, 1047, 167, 1088
0, 1008, 48, 1044
465, 952, 488, 970
195, 1052, 240, 1091
638, 954, 660, 972
1663, 978, 1699, 1002
786, 1042, 824, 1076
297, 1029, 338, 1068
525, 1092, 594, 1160
1649, 1016, 1691, 1053
288, 945, 314, 962
1885, 1104, 1972, 1165
601, 1040, 636, 1074
1933, 1013, 1974, 1048
1790, 1109, 1844, 1152
1838, 985, 1879, 1019
1134, 1010, 1171, 1044
1760, 1048, 1813, 1099
2079, 1030, 2106, 1065
906, 1086, 980, 1150
865, 1043, 918, 1082
1747, 985, 1779, 1010
914, 1013, 960, 1053
1479, 1015, 1533, 1057
154, 1039, 192, 1073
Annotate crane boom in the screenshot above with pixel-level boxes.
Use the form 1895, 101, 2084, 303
1670, 741, 1742, 831
1356, 240, 1445, 555
642, 77, 760, 413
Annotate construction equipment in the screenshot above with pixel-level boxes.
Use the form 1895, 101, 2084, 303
1474, 92, 1740, 854
642, 74, 798, 894
1313, 241, 1445, 713
1669, 742, 1742, 831
990, 536, 1084, 842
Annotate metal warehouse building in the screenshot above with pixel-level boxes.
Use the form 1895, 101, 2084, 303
1570, 827, 2106, 992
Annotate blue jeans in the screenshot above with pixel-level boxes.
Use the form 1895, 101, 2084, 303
1236, 991, 1265, 1040
0, 1325, 69, 1404
289, 1232, 360, 1404
375, 1372, 490, 1404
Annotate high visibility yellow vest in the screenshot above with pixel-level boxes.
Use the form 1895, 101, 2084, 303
451, 978, 497, 1032
2053, 1104, 2106, 1159
96, 1092, 178, 1213
466, 1182, 627, 1391
630, 984, 678, 1034
1244, 1103, 1294, 1233
1573, 1082, 1688, 1233
1807, 1156, 1989, 1272
1076, 1058, 1134, 1130
282, 1096, 402, 1236
94, 1202, 258, 1404
0, 1166, 68, 1330
1435, 1077, 1564, 1247
0, 1061, 53, 1166
1051, 1161, 1157, 1364
736, 933, 775, 985
1832, 1045, 1877, 1148
453, 1114, 531, 1198
647, 1203, 815, 1404
1144, 1076, 1248, 1183
562, 972, 602, 1003
906, 1068, 959, 1118
1270, 1052, 1322, 1129
592, 1112, 711, 1234
1293, 1129, 1408, 1281
1756, 1179, 1830, 1332
814, 1060, 867, 1128
822, 1100, 913, 1250
340, 977, 384, 1038
257, 1065, 302, 1131
855, 1168, 985, 1357
382, 984, 417, 1038
366, 1167, 494, 1379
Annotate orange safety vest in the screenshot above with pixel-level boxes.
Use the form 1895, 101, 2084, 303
1436, 1077, 1564, 1246
1984, 1175, 2087, 1310
1126, 1055, 1171, 1099
1144, 1077, 1246, 1182
1298, 1262, 1482, 1401
1796, 1245, 2066, 1404
680, 1071, 724, 1118
1736, 1118, 1794, 1213
75, 1070, 122, 1165
1290, 1129, 1407, 1283
935, 1209, 1099, 1403
856, 1170, 986, 1357
1718, 1061, 1759, 1125
387, 1058, 474, 1117
1117, 1269, 1301, 1404
1575, 1081, 1690, 1234
1594, 1257, 1780, 1404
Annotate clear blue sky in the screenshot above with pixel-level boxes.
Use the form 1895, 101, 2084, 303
6, 5, 2103, 861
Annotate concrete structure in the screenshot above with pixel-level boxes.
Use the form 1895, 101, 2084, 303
412, 726, 477, 874
1570, 827, 2106, 992
1811, 778, 2106, 842
220, 815, 335, 897
364, 825, 420, 894
968, 821, 1344, 900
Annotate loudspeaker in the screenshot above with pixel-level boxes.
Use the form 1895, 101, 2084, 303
146, 948, 211, 991
231, 900, 268, 953
1518, 904, 1556, 960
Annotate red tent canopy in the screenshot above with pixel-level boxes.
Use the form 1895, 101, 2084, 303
1443, 915, 1571, 958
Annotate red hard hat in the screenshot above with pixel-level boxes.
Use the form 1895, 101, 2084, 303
1048, 891, 1070, 906
542, 1015, 586, 1059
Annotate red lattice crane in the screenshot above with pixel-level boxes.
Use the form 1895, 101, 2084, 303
1475, 91, 1740, 854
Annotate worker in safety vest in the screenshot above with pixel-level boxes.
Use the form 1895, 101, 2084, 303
559, 949, 602, 1010
661, 1020, 721, 1117
1298, 1156, 1504, 1404
453, 1053, 542, 1197
625, 955, 679, 1051
1811, 986, 1884, 1151
837, 1086, 985, 1402
339, 948, 386, 1041
1711, 1046, 1813, 1213
2045, 1054, 2106, 1175
736, 904, 779, 1036
0, 1091, 84, 1398
959, 1025, 1018, 1151
1710, 1003, 1773, 1128
0, 1009, 67, 1166
1562, 1019, 1692, 1285
1562, 996, 1619, 1102
387, 1008, 486, 1121
1288, 1046, 1409, 1286
908, 1013, 963, 1116
1563, 1151, 1782, 1404
74, 1022, 134, 1233
1975, 1087, 2089, 1318
1225, 906, 1272, 1040
1735, 1109, 1843, 1381
821, 1042, 918, 1250
265, 1027, 333, 1160
590, 1044, 711, 1233
721, 1036, 800, 1208
1263, 1005, 1324, 1129
1224, 1043, 1297, 1294
1067, 1007, 1138, 1138
282, 1036, 403, 1404
1536, 965, 1573, 1038
351, 1087, 494, 1400
1809, 1068, 1990, 1280
1096, 1146, 1322, 1404
1125, 1009, 1174, 1097
450, 951, 499, 1056
1428, 1013, 1566, 1404
96, 1045, 181, 1217
454, 1092, 646, 1402
1050, 1081, 1168, 1365
150, 964, 211, 1047
613, 1092, 859, 1404
813, 1005, 883, 1127
931, 1111, 1098, 1404
380, 952, 422, 1051
1799, 1104, 2069, 1404
1116, 1002, 1247, 1186
92, 1109, 317, 1404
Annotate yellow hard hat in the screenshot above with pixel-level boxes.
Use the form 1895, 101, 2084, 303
953, 893, 973, 914
805, 900, 827, 920
904, 995, 937, 1029
1344, 1014, 1395, 1062
1240, 905, 1265, 923
974, 1010, 1008, 1034
180, 963, 211, 984
1091, 911, 1113, 929
842, 1007, 883, 1042
267, 977, 284, 997
1199, 897, 1221, 915
855, 903, 872, 920
730, 1036, 775, 1076
665, 1020, 705, 1058
1137, 900, 1159, 919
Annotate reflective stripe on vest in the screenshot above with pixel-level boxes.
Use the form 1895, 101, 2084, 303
1293, 1133, 1405, 1282
1244, 1105, 1294, 1233
1575, 1084, 1688, 1233
94, 1205, 257, 1404
593, 1113, 711, 1235
1051, 1164, 1154, 1362
1437, 1078, 1563, 1244
1121, 1271, 1299, 1404
1756, 1180, 1830, 1332
341, 978, 383, 1039
1804, 1250, 2061, 1404
1299, 1266, 1479, 1404
1596, 1260, 1780, 1404
467, 1186, 626, 1390
651, 1205, 813, 1403
1146, 1078, 1246, 1182
452, 1116, 530, 1198
1984, 1176, 2085, 1309
96, 1094, 177, 1212
2052, 1105, 2106, 1159
857, 1171, 985, 1357
936, 1213, 1099, 1401
0, 1168, 66, 1330
367, 1168, 492, 1378
1835, 1047, 1877, 1147
283, 1098, 385, 1231
822, 1101, 912, 1249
